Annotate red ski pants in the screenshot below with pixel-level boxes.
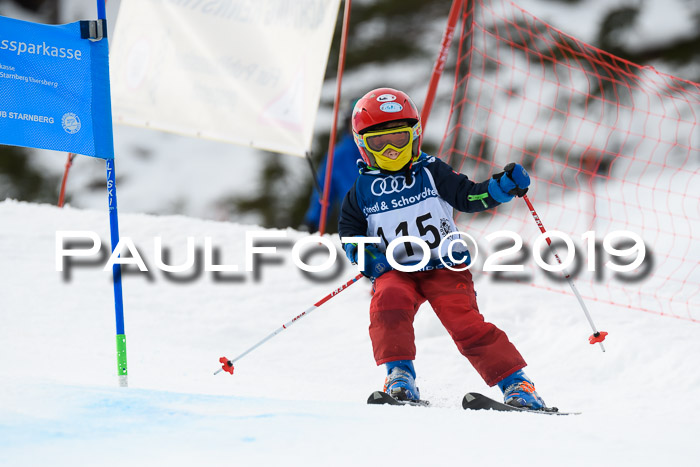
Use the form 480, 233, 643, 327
369, 268, 526, 386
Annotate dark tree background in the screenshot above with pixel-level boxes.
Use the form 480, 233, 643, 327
1, 0, 698, 225
222, 0, 700, 232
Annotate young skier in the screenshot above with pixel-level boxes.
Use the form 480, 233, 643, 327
339, 87, 546, 409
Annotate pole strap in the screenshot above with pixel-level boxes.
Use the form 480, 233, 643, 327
304, 151, 322, 196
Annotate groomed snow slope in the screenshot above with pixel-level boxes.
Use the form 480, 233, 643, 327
1, 199, 699, 466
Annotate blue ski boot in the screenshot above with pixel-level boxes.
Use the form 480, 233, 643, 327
384, 360, 420, 401
497, 369, 546, 410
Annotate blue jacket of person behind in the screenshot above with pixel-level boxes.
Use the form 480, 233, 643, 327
304, 132, 362, 231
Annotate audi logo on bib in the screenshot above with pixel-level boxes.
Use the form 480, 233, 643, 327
371, 176, 416, 196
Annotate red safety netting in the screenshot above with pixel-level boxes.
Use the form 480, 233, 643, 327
439, 0, 700, 321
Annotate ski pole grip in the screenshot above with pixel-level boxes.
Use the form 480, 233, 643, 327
502, 162, 528, 198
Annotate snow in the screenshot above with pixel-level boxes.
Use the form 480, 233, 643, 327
1, 199, 700, 466
2, 1, 699, 464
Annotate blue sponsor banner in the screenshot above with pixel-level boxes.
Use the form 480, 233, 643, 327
0, 15, 113, 159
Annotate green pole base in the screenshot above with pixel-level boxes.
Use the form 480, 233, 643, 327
116, 333, 128, 387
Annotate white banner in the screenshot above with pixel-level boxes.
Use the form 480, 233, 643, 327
109, 0, 341, 157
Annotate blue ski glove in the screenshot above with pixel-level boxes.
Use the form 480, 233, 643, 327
488, 162, 531, 203
344, 242, 392, 280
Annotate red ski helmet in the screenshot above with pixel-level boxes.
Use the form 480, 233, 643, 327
351, 88, 423, 168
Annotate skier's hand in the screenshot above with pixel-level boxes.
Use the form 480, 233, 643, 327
344, 243, 391, 280
488, 163, 530, 203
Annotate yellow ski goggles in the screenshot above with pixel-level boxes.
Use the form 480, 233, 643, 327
357, 124, 421, 171
363, 126, 413, 152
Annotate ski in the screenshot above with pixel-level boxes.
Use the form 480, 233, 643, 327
367, 391, 430, 407
462, 392, 580, 415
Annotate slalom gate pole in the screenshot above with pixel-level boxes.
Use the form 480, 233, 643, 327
97, 0, 128, 384
215, 272, 364, 375
522, 193, 607, 352
107, 159, 128, 385
420, 0, 463, 129
318, 0, 352, 236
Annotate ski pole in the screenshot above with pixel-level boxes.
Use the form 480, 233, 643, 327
518, 186, 608, 352
215, 272, 365, 375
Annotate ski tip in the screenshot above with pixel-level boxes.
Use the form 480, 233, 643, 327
461, 392, 487, 410
463, 393, 477, 404
462, 392, 580, 415
367, 391, 400, 405
367, 391, 430, 407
